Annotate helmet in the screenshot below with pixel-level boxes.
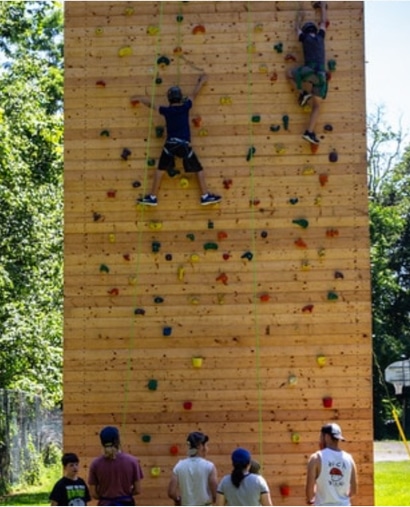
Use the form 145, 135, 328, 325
187, 431, 209, 448
302, 22, 318, 34
167, 86, 183, 104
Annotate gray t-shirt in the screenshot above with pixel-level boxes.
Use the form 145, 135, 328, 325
173, 457, 215, 506
217, 473, 270, 506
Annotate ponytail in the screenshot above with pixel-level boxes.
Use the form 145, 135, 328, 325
231, 463, 247, 488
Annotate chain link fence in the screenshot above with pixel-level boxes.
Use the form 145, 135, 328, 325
0, 389, 62, 494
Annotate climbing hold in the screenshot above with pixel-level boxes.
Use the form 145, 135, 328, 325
106, 189, 116, 198
289, 197, 299, 205
326, 228, 339, 238
217, 293, 225, 304
282, 115, 289, 130
223, 179, 233, 189
334, 271, 344, 279
251, 114, 261, 123
199, 128, 208, 137
254, 23, 264, 33
192, 24, 205, 35
269, 72, 278, 82
260, 231, 268, 238
301, 260, 311, 271
316, 354, 326, 367
292, 218, 309, 229
314, 195, 322, 206
208, 220, 214, 230
220, 96, 232, 105
99, 264, 110, 274
130, 97, 140, 107
329, 150, 338, 162
222, 253, 231, 261
192, 116, 202, 128
247, 42, 256, 54
157, 55, 171, 67
273, 42, 283, 53
190, 254, 200, 263
93, 212, 104, 222
310, 143, 319, 154
246, 146, 256, 161
192, 357, 203, 368
95, 27, 104, 36
217, 231, 228, 240
270, 124, 280, 132
322, 396, 333, 408
204, 242, 218, 251
124, 6, 134, 15
216, 273, 228, 285
259, 293, 270, 302
108, 288, 119, 296
177, 266, 185, 280
317, 247, 326, 259
100, 129, 110, 137
123, 254, 131, 261
327, 291, 339, 301
147, 25, 159, 35
163, 326, 172, 337
259, 64, 268, 74
155, 126, 165, 138
108, 234, 115, 243
118, 46, 132, 57
280, 485, 290, 498
189, 296, 200, 305
302, 304, 314, 314
288, 375, 298, 387
275, 143, 286, 155
151, 467, 161, 477
186, 233, 195, 241
96, 80, 106, 88
149, 221, 163, 231
176, 14, 184, 22
165, 253, 173, 261
141, 434, 151, 443
327, 59, 337, 72
154, 296, 164, 304
291, 431, 300, 442
319, 173, 328, 187
121, 148, 132, 160
147, 379, 158, 391
147, 158, 156, 167
241, 251, 253, 261
155, 76, 163, 85
152, 241, 161, 253
168, 168, 181, 178
170, 445, 179, 456
284, 53, 297, 62
173, 46, 183, 56
324, 123, 333, 132
302, 166, 316, 176
294, 238, 308, 249
134, 308, 146, 316
183, 401, 193, 410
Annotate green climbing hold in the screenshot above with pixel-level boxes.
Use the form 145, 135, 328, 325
155, 126, 164, 138
251, 114, 261, 123
270, 124, 280, 132
292, 218, 309, 229
147, 158, 156, 167
186, 233, 195, 241
203, 242, 218, 251
282, 115, 289, 130
147, 379, 158, 391
274, 42, 283, 54
100, 129, 110, 137
246, 146, 256, 161
157, 55, 171, 66
327, 59, 337, 72
327, 291, 339, 301
99, 264, 110, 273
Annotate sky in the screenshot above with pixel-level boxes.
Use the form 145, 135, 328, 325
365, 1, 410, 134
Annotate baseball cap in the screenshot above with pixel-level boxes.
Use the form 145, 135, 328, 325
187, 431, 209, 448
231, 447, 251, 466
100, 426, 120, 446
321, 423, 345, 441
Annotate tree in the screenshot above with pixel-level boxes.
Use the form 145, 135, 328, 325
0, 1, 63, 406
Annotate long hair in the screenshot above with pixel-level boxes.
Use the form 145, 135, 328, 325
231, 463, 247, 488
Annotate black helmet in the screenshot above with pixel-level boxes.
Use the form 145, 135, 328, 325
167, 86, 183, 104
187, 431, 209, 448
302, 22, 318, 34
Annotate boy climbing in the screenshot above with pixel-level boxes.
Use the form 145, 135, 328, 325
133, 74, 221, 206
288, 2, 328, 145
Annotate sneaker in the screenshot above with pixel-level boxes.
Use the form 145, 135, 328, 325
302, 130, 320, 145
200, 193, 222, 206
137, 194, 158, 206
298, 91, 312, 107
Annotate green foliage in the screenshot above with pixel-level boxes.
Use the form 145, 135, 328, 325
0, 1, 63, 406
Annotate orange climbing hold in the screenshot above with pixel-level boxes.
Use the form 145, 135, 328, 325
192, 24, 206, 35
319, 173, 328, 186
294, 238, 308, 249
216, 273, 228, 285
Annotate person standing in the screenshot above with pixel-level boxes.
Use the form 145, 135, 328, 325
306, 423, 358, 506
49, 452, 91, 506
167, 431, 218, 506
88, 426, 144, 506
288, 1, 328, 145
133, 74, 221, 207
216, 448, 272, 506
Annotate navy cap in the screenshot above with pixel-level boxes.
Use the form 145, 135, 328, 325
231, 447, 251, 466
100, 426, 120, 446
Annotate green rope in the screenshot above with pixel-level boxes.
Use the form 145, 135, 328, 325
246, 1, 264, 467
122, 2, 164, 428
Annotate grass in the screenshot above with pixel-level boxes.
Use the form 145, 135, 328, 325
1, 460, 410, 505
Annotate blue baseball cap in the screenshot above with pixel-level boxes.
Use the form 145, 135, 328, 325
231, 447, 251, 466
100, 426, 120, 446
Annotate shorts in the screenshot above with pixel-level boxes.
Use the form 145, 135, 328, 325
158, 138, 203, 174
292, 65, 327, 99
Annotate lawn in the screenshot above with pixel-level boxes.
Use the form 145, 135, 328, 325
1, 460, 410, 506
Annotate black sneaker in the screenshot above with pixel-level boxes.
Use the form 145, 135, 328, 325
298, 91, 312, 107
137, 195, 158, 206
200, 193, 222, 206
302, 131, 320, 145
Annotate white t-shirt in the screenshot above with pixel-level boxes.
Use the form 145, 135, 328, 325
217, 473, 270, 506
173, 457, 215, 506
315, 448, 354, 506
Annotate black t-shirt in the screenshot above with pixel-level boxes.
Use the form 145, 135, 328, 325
49, 476, 91, 506
300, 29, 326, 69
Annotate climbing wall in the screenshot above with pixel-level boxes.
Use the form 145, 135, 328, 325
64, 1, 373, 505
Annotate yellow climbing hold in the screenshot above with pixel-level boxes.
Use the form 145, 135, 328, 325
108, 234, 116, 243
95, 27, 104, 36
314, 195, 322, 206
220, 96, 232, 105
275, 143, 286, 155
190, 253, 200, 263
180, 177, 189, 188
301, 260, 311, 271
118, 46, 132, 57
199, 128, 208, 136
147, 25, 160, 35
149, 220, 163, 231
259, 63, 268, 74
177, 266, 185, 281
302, 166, 316, 176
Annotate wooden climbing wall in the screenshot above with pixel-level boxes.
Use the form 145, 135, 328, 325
64, 1, 373, 505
